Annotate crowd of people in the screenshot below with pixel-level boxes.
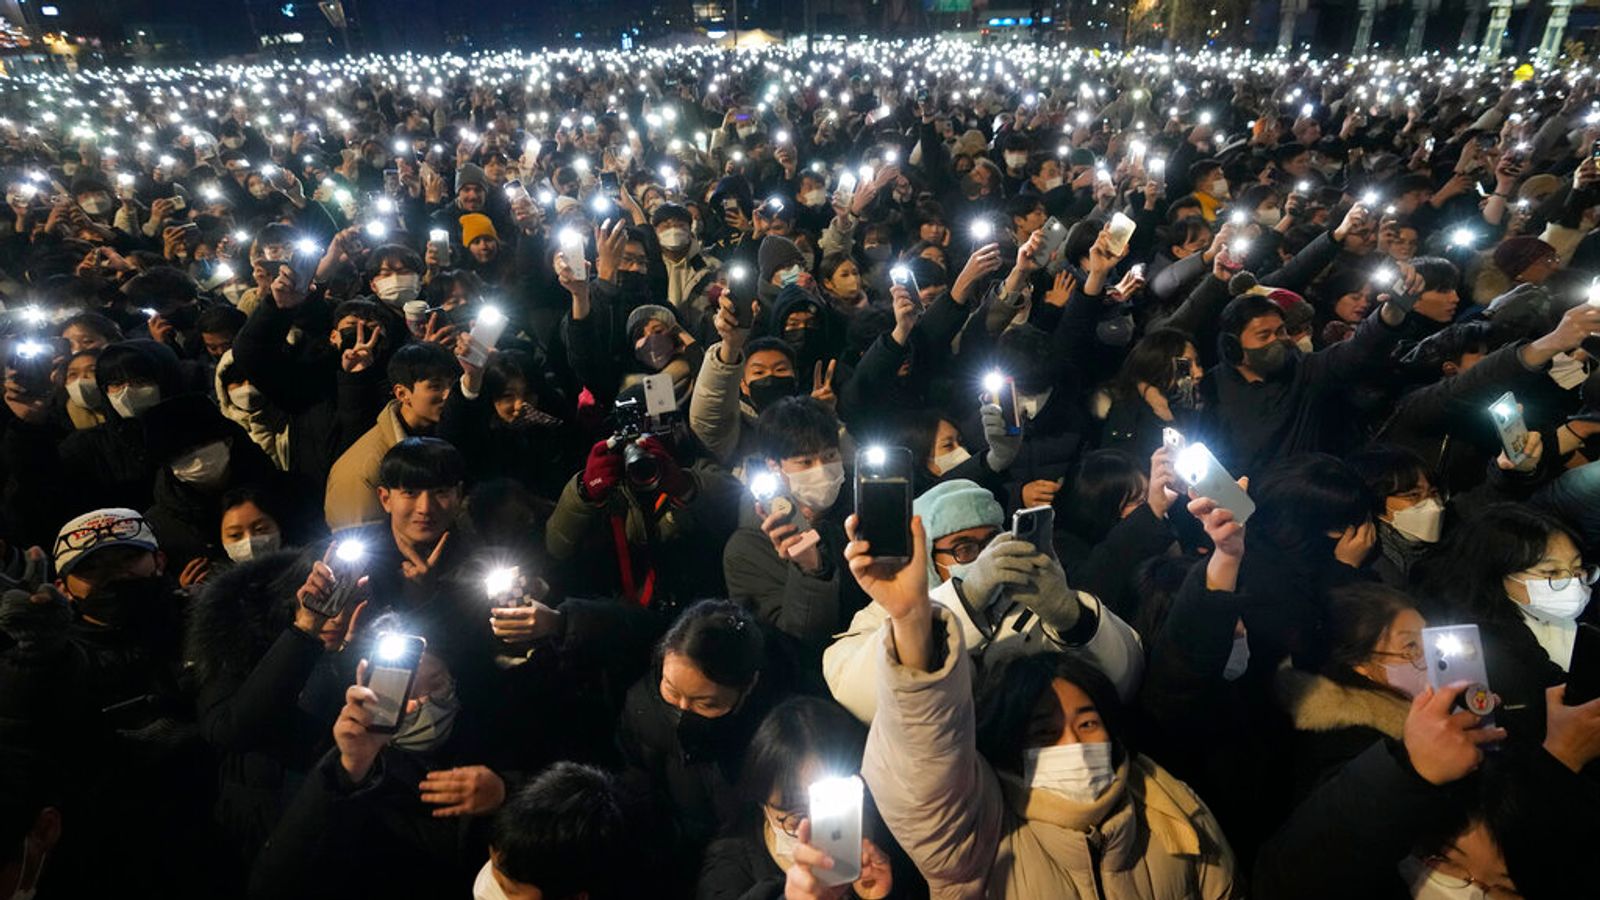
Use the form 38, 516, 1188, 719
2, 36, 1600, 898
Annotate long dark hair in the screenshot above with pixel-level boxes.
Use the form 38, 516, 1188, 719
1246, 454, 1372, 560
1062, 449, 1146, 545
975, 652, 1129, 776
1109, 327, 1194, 408
1415, 503, 1582, 627
657, 599, 765, 690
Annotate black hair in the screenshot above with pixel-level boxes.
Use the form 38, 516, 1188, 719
906, 256, 947, 290
658, 599, 764, 690
1415, 503, 1583, 627
1345, 444, 1433, 510
377, 436, 466, 490
1272, 142, 1308, 166
975, 652, 1129, 775
1415, 320, 1502, 369
218, 485, 289, 535
1110, 327, 1195, 407
737, 696, 866, 814
1024, 153, 1058, 180
385, 341, 457, 390
95, 341, 171, 391
1004, 193, 1044, 222
490, 762, 626, 898
743, 336, 798, 371
817, 252, 857, 285
1187, 158, 1223, 184
423, 269, 485, 307
757, 396, 840, 462
196, 304, 246, 337
482, 348, 537, 404
1159, 215, 1211, 253
1247, 454, 1373, 558
60, 311, 124, 344
121, 267, 199, 312
1218, 294, 1285, 342
1064, 218, 1103, 265
1318, 582, 1419, 697
1410, 256, 1460, 293
1063, 449, 1147, 544
364, 243, 423, 281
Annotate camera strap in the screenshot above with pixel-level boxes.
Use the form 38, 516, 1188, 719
610, 499, 666, 607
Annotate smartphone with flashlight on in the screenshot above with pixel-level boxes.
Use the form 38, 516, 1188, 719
599, 171, 621, 201
302, 538, 368, 618
725, 264, 754, 329
1173, 441, 1256, 524
1488, 391, 1530, 467
750, 468, 819, 559
807, 776, 864, 887
504, 179, 532, 206
854, 446, 913, 563
362, 632, 426, 734
1565, 623, 1600, 706
1421, 624, 1498, 724
1033, 217, 1069, 268
1013, 505, 1056, 560
983, 371, 1023, 436
288, 239, 322, 293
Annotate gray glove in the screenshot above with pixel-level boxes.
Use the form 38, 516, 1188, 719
955, 533, 1038, 608
983, 285, 1027, 334
981, 403, 1022, 472
1009, 555, 1083, 636
0, 586, 71, 654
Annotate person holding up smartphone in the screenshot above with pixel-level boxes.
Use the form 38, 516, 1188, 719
840, 511, 1238, 898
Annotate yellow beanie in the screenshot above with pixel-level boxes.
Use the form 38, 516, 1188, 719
460, 213, 499, 248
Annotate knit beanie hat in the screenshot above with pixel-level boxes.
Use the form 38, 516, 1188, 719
454, 162, 489, 193
757, 234, 806, 284
913, 479, 1003, 584
625, 304, 677, 341
460, 213, 498, 248
1493, 235, 1555, 279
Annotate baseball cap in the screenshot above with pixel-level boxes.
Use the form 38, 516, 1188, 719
53, 508, 159, 577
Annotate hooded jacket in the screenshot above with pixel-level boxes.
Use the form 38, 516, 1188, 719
216, 349, 292, 471
861, 608, 1237, 899
1272, 665, 1408, 801
144, 426, 291, 566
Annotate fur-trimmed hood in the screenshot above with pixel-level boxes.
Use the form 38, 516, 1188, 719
1273, 665, 1409, 739
184, 548, 316, 688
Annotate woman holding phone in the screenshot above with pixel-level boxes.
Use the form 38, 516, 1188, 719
837, 513, 1237, 899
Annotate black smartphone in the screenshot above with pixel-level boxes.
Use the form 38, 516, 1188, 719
726, 265, 754, 329
301, 539, 367, 619
1591, 139, 1600, 163
854, 446, 913, 563
1013, 505, 1056, 560
362, 633, 426, 734
600, 171, 620, 201
1566, 623, 1600, 705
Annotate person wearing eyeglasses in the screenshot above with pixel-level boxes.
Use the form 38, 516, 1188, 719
1415, 503, 1598, 739
822, 479, 1143, 723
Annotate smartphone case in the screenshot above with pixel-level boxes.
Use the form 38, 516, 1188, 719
1421, 624, 1497, 721
1175, 443, 1255, 524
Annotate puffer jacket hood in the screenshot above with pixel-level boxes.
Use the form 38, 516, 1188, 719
183, 547, 314, 688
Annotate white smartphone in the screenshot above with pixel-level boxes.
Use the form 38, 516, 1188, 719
464, 306, 507, 368
807, 775, 863, 887
1421, 624, 1498, 723
641, 373, 677, 416
1106, 211, 1137, 255
1488, 391, 1530, 467
1173, 442, 1255, 524
558, 228, 587, 280
1162, 426, 1186, 453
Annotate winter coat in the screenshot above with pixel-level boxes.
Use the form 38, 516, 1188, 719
324, 399, 411, 530
143, 431, 294, 566
1272, 666, 1408, 801
825, 576, 1145, 724
861, 607, 1238, 899
215, 348, 292, 471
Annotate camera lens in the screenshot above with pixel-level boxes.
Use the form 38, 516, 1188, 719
623, 441, 660, 490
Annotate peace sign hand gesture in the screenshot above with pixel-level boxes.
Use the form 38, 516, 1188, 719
400, 532, 450, 582
811, 359, 838, 410
341, 320, 381, 373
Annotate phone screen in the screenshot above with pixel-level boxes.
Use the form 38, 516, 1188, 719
366, 663, 413, 729
600, 171, 620, 200
857, 479, 910, 559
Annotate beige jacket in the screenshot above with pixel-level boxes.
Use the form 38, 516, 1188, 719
324, 400, 408, 530
862, 608, 1237, 900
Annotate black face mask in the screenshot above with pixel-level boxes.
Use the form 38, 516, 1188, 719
615, 269, 651, 301
745, 374, 799, 412
1242, 339, 1296, 377
783, 326, 818, 356
75, 574, 176, 637
163, 305, 200, 331
666, 694, 745, 761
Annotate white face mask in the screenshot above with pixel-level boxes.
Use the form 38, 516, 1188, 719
801, 188, 829, 207
1023, 741, 1115, 803
658, 227, 690, 252
1390, 497, 1444, 544
1294, 333, 1315, 354
108, 383, 161, 419
932, 445, 972, 476
1209, 177, 1230, 198
1041, 175, 1064, 192
1398, 854, 1490, 899
1520, 576, 1592, 622
770, 822, 800, 864
785, 460, 845, 511
471, 859, 510, 900
228, 384, 264, 412
1222, 632, 1251, 681
67, 378, 102, 410
372, 272, 422, 304
1004, 152, 1028, 171
1257, 206, 1282, 227
224, 532, 281, 562
1381, 659, 1429, 698
81, 195, 112, 216
171, 440, 231, 486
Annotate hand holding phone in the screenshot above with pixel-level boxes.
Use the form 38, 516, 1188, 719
1013, 506, 1056, 560
1420, 624, 1498, 725
806, 776, 864, 887
1173, 442, 1255, 524
360, 632, 426, 734
1488, 391, 1530, 467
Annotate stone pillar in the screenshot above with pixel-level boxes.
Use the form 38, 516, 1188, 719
1537, 0, 1575, 66
1405, 0, 1430, 56
1278, 0, 1301, 51
1479, 0, 1513, 63
1353, 0, 1378, 52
